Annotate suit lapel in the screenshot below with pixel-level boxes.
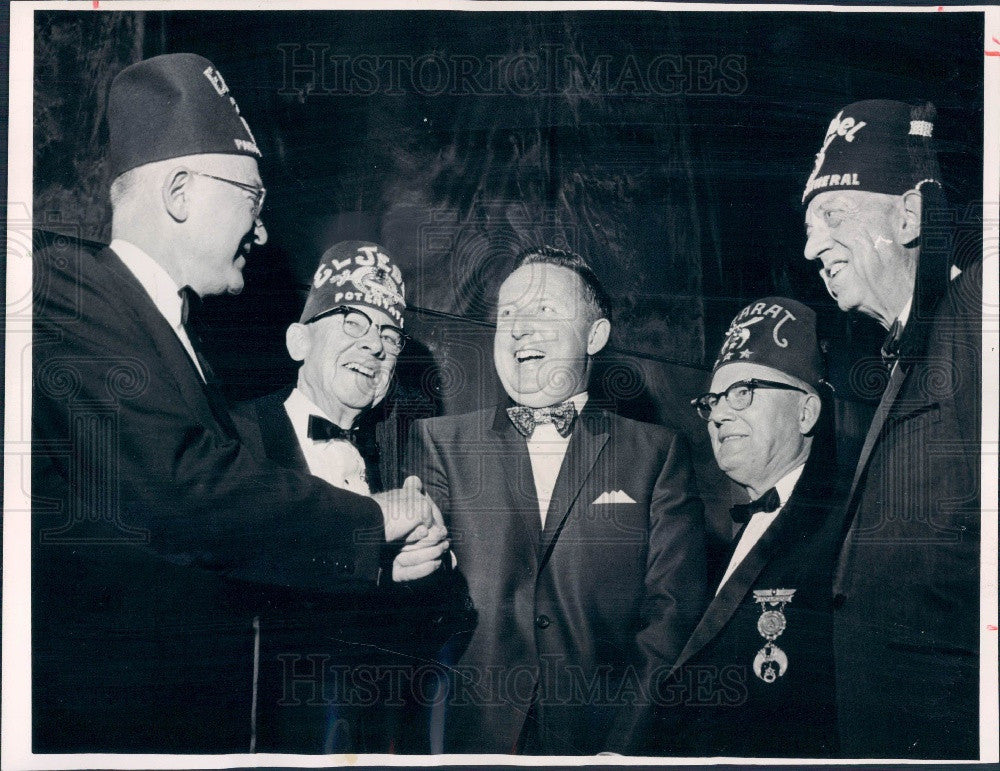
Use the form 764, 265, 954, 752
491, 406, 541, 552
845, 360, 909, 512
671, 457, 832, 674
97, 248, 229, 432
833, 360, 909, 592
538, 407, 610, 568
255, 391, 308, 471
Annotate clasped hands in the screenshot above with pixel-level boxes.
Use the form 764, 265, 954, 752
370, 475, 450, 582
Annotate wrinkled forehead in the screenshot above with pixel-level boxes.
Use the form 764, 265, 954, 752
498, 263, 586, 306
710, 362, 805, 393
343, 303, 396, 329
804, 188, 897, 222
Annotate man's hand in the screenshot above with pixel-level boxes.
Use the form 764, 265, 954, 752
392, 523, 450, 582
371, 475, 444, 541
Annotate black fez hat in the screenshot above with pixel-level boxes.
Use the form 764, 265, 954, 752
108, 53, 262, 179
301, 241, 407, 329
802, 99, 940, 206
713, 297, 824, 389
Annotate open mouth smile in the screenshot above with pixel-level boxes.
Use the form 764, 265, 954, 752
514, 348, 545, 363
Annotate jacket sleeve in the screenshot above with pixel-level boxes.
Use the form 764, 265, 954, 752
33, 247, 385, 594
605, 429, 708, 753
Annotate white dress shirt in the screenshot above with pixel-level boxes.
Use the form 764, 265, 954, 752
524, 392, 589, 528
110, 238, 205, 382
283, 387, 370, 495
715, 463, 805, 595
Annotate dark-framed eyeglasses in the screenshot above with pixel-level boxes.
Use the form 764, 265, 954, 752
306, 306, 409, 356
190, 170, 266, 218
691, 378, 808, 421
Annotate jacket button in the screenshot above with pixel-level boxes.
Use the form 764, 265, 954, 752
535, 614, 550, 629
832, 593, 846, 609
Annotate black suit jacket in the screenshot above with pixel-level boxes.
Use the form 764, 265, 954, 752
832, 261, 981, 759
648, 443, 846, 757
406, 403, 707, 754
31, 244, 385, 753
232, 389, 470, 753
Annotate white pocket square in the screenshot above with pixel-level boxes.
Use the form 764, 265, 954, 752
591, 489, 636, 505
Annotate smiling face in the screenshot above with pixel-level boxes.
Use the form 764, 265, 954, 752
803, 189, 917, 328
707, 362, 817, 496
494, 262, 609, 408
183, 154, 267, 297
288, 304, 398, 426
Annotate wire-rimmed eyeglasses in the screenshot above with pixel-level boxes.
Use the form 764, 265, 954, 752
306, 306, 410, 356
691, 378, 808, 421
190, 170, 266, 218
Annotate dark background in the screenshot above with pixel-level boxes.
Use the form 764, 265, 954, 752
31, 8, 985, 549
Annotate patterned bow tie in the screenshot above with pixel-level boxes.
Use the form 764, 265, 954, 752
307, 414, 359, 444
507, 402, 577, 438
730, 486, 780, 524
881, 318, 903, 368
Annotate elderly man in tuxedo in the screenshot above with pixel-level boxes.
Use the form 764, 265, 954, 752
233, 240, 457, 752
802, 100, 981, 758
650, 297, 845, 758
406, 245, 707, 754
32, 54, 437, 753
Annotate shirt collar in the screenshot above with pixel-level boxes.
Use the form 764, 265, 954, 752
773, 463, 806, 507
284, 387, 338, 443
110, 239, 184, 329
894, 296, 913, 332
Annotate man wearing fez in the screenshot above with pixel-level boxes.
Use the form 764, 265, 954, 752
650, 298, 845, 757
802, 100, 981, 758
405, 246, 707, 754
32, 54, 437, 752
233, 241, 457, 753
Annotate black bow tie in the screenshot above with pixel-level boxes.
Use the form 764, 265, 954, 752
507, 401, 577, 438
881, 318, 903, 368
730, 487, 780, 524
307, 414, 359, 444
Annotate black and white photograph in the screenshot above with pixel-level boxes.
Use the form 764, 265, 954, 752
3, 1, 998, 767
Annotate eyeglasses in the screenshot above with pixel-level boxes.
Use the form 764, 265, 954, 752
691, 378, 808, 421
307, 306, 409, 356
190, 170, 266, 218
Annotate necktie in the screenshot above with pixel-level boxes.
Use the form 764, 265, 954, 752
307, 414, 359, 444
881, 318, 903, 369
730, 486, 780, 524
179, 287, 217, 382
507, 401, 577, 438
178, 288, 238, 438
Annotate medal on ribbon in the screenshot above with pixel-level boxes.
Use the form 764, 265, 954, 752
751, 588, 795, 683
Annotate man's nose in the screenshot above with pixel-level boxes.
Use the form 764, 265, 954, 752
510, 315, 535, 339
357, 326, 386, 357
803, 222, 830, 263
253, 217, 268, 246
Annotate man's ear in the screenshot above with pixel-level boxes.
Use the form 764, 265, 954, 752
586, 317, 611, 356
162, 167, 191, 223
798, 392, 822, 435
896, 188, 922, 247
285, 323, 310, 363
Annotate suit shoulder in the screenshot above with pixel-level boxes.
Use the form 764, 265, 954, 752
415, 407, 494, 437
603, 410, 684, 446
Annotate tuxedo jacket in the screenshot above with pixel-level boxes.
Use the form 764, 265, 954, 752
31, 244, 385, 753
406, 402, 707, 755
232, 389, 471, 753
832, 260, 982, 759
648, 444, 846, 758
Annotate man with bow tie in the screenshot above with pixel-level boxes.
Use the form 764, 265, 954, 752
802, 100, 981, 758
31, 55, 437, 753
648, 297, 846, 758
405, 246, 707, 754
233, 240, 459, 752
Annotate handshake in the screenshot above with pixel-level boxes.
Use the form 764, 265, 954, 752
371, 475, 451, 583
